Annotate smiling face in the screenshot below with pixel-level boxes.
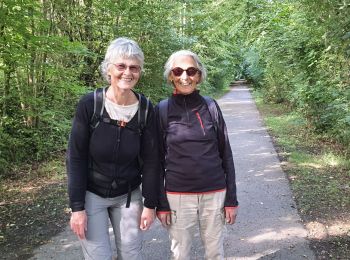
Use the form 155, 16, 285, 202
169, 55, 201, 95
108, 57, 141, 90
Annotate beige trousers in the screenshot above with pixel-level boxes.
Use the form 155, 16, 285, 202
167, 191, 226, 260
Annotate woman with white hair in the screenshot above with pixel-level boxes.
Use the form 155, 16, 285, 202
156, 50, 238, 260
67, 37, 159, 260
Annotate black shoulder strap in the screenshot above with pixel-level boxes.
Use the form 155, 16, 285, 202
90, 88, 149, 134
90, 87, 106, 129
158, 99, 169, 133
136, 93, 150, 177
136, 92, 150, 135
203, 96, 225, 158
158, 98, 169, 161
203, 96, 218, 133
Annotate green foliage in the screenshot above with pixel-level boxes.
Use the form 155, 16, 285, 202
0, 1, 186, 175
233, 0, 350, 149
242, 47, 264, 87
1, 0, 349, 175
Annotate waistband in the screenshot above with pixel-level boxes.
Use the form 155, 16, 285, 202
166, 188, 226, 195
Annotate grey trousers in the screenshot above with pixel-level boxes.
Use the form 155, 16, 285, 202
80, 188, 143, 260
167, 191, 226, 260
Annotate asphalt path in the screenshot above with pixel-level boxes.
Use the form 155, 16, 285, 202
30, 84, 315, 259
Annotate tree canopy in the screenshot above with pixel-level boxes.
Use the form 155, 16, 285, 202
1, 0, 349, 175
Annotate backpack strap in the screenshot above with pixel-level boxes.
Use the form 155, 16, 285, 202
158, 99, 169, 134
136, 92, 150, 135
203, 96, 224, 158
90, 88, 149, 134
203, 96, 218, 133
135, 93, 150, 197
158, 98, 169, 163
90, 87, 106, 129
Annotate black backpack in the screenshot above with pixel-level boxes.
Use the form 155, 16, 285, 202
90, 87, 150, 134
158, 96, 224, 159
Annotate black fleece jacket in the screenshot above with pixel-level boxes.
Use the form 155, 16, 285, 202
67, 91, 159, 212
156, 90, 238, 212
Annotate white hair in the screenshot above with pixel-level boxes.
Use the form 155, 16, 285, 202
163, 50, 207, 85
100, 37, 144, 83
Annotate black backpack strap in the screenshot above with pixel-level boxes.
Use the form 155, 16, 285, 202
203, 96, 224, 158
90, 87, 106, 129
158, 99, 169, 134
203, 96, 218, 132
158, 99, 169, 162
94, 90, 149, 133
137, 92, 150, 135
135, 93, 150, 186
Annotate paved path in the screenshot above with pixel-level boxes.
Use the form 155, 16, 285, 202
30, 84, 315, 259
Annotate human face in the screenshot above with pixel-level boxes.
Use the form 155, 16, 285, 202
108, 57, 141, 90
170, 55, 201, 95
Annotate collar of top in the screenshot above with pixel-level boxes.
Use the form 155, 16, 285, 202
172, 89, 203, 109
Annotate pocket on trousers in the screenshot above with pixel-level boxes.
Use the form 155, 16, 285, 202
170, 210, 177, 224
220, 208, 226, 225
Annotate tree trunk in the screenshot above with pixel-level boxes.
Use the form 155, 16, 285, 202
2, 68, 11, 117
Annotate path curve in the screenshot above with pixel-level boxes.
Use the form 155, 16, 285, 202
30, 84, 315, 260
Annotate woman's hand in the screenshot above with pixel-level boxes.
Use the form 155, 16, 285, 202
156, 212, 171, 227
70, 210, 87, 239
225, 207, 238, 225
140, 207, 155, 231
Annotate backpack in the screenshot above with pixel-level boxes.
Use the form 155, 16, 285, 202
158, 96, 224, 159
90, 87, 150, 134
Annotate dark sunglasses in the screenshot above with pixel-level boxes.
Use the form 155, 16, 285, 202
113, 63, 141, 73
171, 67, 199, 77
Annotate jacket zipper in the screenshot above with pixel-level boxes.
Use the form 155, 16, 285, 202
110, 126, 121, 196
184, 95, 206, 136
195, 112, 206, 136
183, 96, 190, 124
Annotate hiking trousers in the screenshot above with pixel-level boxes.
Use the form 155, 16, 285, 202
80, 188, 143, 260
166, 190, 226, 260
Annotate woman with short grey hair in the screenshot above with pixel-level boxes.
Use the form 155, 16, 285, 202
67, 37, 159, 260
100, 37, 144, 83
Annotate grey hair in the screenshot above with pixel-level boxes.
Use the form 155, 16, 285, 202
100, 37, 144, 83
163, 50, 207, 85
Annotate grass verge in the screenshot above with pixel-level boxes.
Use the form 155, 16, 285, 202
252, 88, 350, 259
0, 154, 69, 259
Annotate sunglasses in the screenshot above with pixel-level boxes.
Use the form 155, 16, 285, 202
171, 67, 199, 77
113, 63, 141, 73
